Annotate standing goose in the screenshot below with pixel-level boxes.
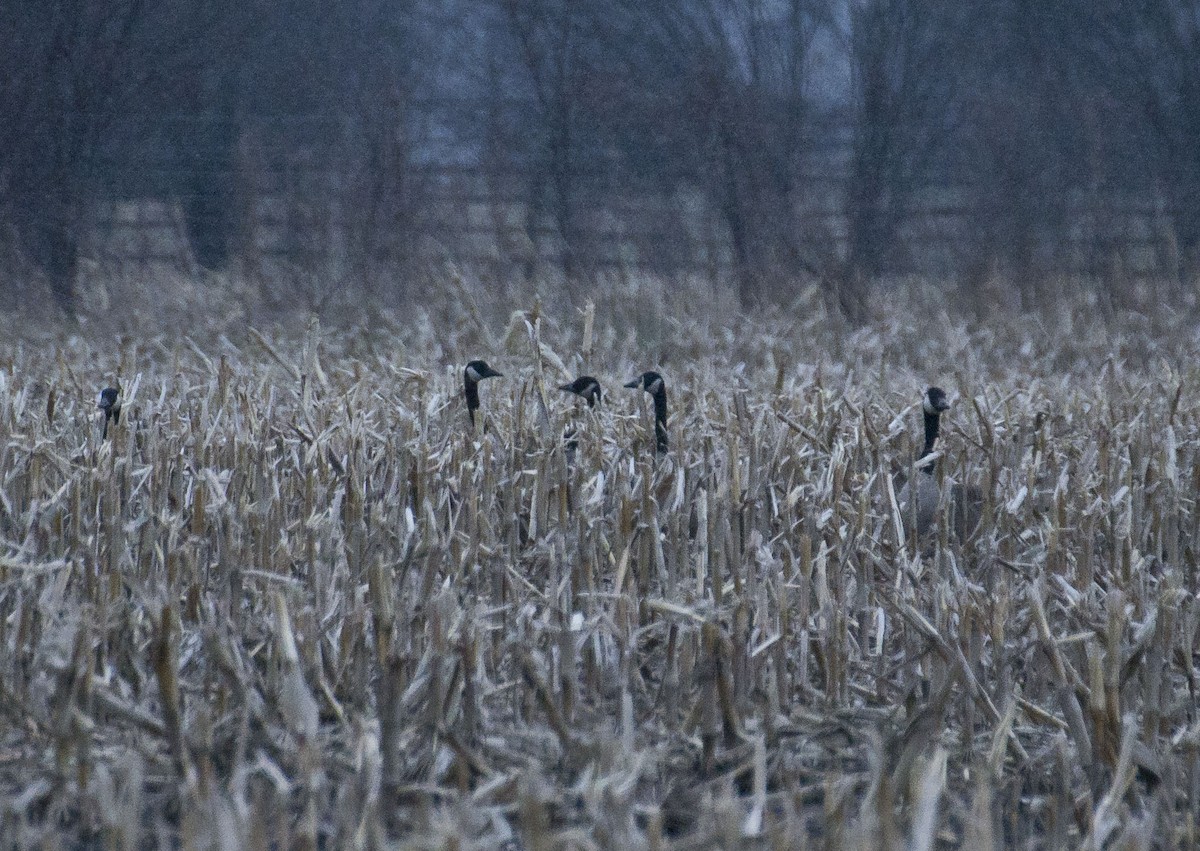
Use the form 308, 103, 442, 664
625, 371, 668, 454
897, 386, 983, 542
98, 384, 122, 440
463, 359, 503, 429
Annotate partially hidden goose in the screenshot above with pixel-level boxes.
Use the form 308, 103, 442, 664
98, 384, 122, 440
897, 386, 982, 542
463, 360, 502, 429
625, 371, 668, 454
559, 375, 603, 460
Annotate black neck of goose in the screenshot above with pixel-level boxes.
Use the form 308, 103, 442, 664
919, 409, 941, 473
652, 390, 668, 453
465, 378, 480, 425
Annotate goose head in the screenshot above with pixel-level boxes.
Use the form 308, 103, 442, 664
559, 375, 603, 408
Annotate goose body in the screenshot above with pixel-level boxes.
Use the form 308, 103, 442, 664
625, 371, 668, 454
898, 470, 943, 540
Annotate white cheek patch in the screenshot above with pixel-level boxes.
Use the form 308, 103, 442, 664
923, 392, 948, 414
648, 377, 663, 395
466, 365, 481, 382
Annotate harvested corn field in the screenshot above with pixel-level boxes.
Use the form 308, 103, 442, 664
1, 277, 1200, 848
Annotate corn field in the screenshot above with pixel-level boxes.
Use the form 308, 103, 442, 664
2, 274, 1200, 848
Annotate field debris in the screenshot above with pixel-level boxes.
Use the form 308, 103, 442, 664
1, 278, 1199, 846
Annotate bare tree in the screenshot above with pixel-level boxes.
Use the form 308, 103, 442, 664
0, 0, 149, 315
1082, 0, 1200, 282
0, 0, 250, 312
840, 0, 968, 320
600, 0, 839, 307
345, 0, 423, 295
496, 0, 595, 279
279, 0, 424, 297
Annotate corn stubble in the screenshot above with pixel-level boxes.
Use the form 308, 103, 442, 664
1, 281, 1199, 848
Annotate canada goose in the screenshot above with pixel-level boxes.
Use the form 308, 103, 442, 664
897, 386, 948, 538
558, 376, 603, 462
625, 371, 668, 454
463, 360, 502, 428
97, 385, 121, 440
558, 376, 603, 408
897, 386, 982, 542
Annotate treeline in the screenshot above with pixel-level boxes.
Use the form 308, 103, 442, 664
1, 0, 1197, 320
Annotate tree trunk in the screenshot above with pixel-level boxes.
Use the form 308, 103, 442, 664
14, 189, 80, 318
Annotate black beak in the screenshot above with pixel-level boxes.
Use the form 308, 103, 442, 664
558, 382, 574, 393
624, 378, 640, 389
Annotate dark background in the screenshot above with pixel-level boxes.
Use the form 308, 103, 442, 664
1, 0, 1196, 321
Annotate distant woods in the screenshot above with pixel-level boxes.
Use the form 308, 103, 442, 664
1, 0, 1198, 319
